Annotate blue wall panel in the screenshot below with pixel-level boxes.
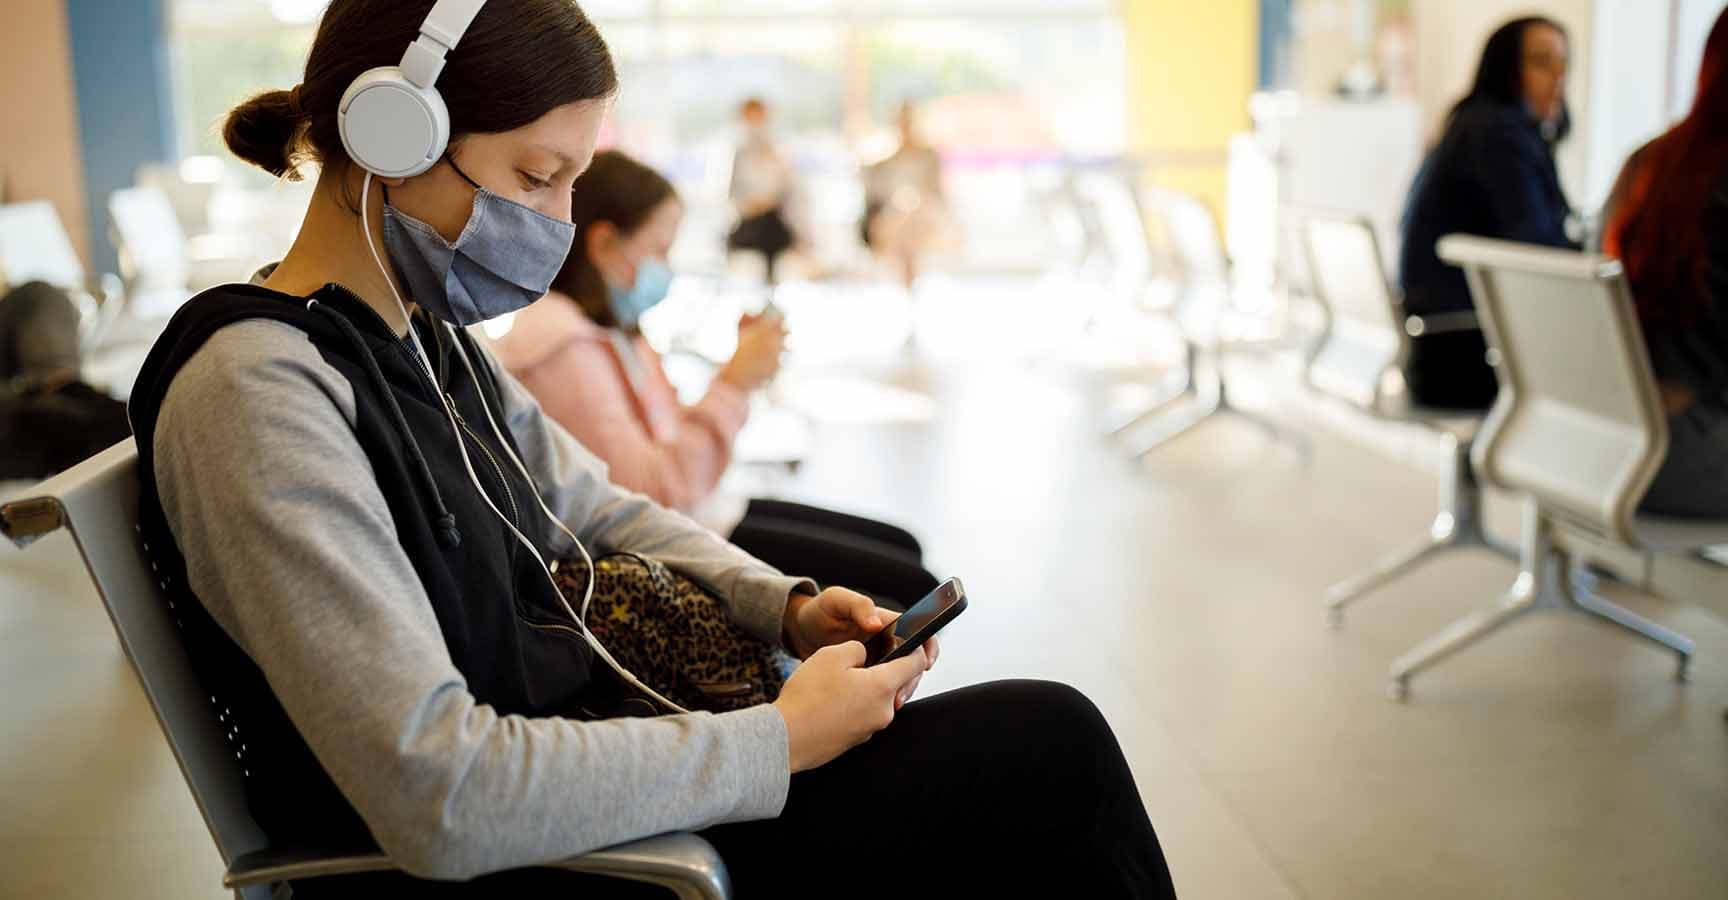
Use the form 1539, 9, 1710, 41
65, 0, 176, 276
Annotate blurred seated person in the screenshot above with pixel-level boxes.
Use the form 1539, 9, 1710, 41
1399, 16, 1579, 409
1604, 6, 1728, 519
862, 102, 953, 292
0, 280, 130, 479
492, 150, 938, 607
727, 98, 797, 285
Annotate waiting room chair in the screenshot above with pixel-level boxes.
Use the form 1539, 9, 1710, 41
0, 201, 120, 344
1072, 170, 1156, 308
109, 186, 193, 304
1112, 187, 1304, 456
1387, 237, 1728, 700
0, 442, 734, 899
1299, 212, 1514, 625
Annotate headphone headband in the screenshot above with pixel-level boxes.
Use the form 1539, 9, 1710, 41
400, 0, 489, 88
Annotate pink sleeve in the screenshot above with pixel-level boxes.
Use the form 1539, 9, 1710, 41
521, 337, 747, 515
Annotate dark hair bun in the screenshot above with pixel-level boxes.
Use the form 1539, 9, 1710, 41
223, 88, 307, 180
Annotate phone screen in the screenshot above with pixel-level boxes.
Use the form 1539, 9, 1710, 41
865, 578, 964, 665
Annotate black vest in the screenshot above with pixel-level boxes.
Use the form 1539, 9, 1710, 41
129, 284, 608, 849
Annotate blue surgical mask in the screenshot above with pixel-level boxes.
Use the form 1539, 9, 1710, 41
380, 155, 575, 327
608, 258, 674, 329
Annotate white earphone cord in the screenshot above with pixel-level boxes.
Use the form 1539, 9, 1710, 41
358, 172, 689, 715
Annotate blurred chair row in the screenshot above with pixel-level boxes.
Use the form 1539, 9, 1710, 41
1062, 168, 1307, 456
1296, 212, 1728, 699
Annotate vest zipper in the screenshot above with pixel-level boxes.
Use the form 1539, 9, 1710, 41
448, 394, 520, 532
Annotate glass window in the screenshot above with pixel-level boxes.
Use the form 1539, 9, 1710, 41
170, 0, 314, 160
164, 0, 1129, 269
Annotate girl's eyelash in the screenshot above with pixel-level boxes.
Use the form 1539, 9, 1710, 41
522, 173, 552, 190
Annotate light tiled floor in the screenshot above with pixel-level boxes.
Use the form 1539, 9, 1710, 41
3, 283, 1726, 898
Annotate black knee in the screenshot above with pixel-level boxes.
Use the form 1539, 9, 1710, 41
997, 679, 1113, 740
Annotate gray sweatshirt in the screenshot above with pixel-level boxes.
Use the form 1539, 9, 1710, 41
152, 319, 810, 879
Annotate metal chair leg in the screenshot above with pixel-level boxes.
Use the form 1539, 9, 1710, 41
1111, 342, 1197, 436
1388, 570, 1539, 701
1129, 349, 1309, 458
1327, 536, 1454, 626
1109, 369, 1195, 436
1327, 433, 1512, 624
1572, 588, 1694, 681
1432, 433, 1517, 561
1127, 393, 1223, 457
1388, 501, 1696, 700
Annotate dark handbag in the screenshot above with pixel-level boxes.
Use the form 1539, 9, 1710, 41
553, 552, 794, 713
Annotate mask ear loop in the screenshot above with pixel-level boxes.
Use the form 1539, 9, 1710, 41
360, 171, 436, 376
359, 170, 690, 716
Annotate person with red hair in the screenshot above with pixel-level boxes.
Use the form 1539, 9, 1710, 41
1604, 6, 1728, 517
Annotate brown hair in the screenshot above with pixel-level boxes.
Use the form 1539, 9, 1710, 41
223, 0, 617, 181
550, 150, 678, 329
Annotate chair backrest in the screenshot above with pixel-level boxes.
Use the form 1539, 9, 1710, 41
1439, 236, 1667, 545
0, 201, 87, 292
1072, 171, 1152, 292
1, 443, 270, 876
110, 186, 191, 294
1301, 212, 1406, 409
1139, 187, 1229, 288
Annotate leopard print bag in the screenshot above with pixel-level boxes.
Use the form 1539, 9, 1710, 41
552, 552, 795, 713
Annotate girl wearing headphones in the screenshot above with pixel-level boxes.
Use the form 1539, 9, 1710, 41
128, 1, 1175, 896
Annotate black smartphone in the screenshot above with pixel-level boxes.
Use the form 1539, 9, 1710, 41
864, 577, 966, 666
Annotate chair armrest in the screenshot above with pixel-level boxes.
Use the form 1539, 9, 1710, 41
226, 833, 731, 899
1404, 311, 1480, 337
224, 847, 396, 887
0, 442, 135, 547
1, 496, 66, 548
554, 832, 730, 899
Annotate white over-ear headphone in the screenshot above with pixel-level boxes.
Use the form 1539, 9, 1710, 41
337, 0, 488, 178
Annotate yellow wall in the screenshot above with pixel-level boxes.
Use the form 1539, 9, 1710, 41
0, 0, 89, 269
1124, 0, 1259, 224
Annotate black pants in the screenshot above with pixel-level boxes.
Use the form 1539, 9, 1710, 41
294, 682, 1176, 899
728, 499, 939, 610
703, 680, 1177, 898
1404, 329, 1498, 411
1643, 400, 1728, 517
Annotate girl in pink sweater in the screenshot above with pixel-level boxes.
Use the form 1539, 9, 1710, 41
492, 151, 935, 607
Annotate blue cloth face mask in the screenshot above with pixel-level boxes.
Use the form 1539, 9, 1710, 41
608, 258, 674, 330
380, 155, 575, 327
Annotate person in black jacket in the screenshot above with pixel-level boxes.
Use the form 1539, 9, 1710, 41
0, 280, 130, 479
1398, 16, 1579, 409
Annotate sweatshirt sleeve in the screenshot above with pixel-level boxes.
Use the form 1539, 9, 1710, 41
521, 332, 748, 514
476, 339, 813, 644
153, 321, 792, 881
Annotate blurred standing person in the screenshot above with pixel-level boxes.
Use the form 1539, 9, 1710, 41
1398, 16, 1578, 409
1603, 6, 1728, 517
862, 101, 952, 292
728, 98, 797, 285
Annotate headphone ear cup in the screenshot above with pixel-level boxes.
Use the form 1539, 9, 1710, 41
338, 67, 451, 178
